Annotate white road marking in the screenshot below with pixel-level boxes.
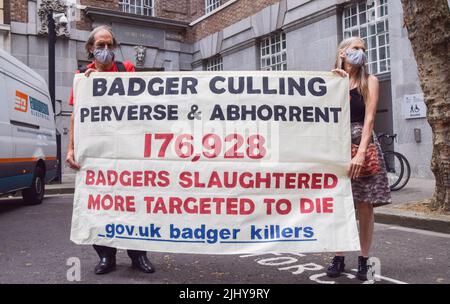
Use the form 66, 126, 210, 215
350, 269, 408, 284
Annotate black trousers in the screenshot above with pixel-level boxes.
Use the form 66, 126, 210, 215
93, 245, 146, 259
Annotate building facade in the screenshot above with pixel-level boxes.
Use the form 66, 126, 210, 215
3, 0, 434, 178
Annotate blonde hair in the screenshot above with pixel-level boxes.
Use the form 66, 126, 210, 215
334, 37, 369, 103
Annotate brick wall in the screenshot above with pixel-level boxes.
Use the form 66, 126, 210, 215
76, 0, 282, 42
10, 0, 27, 23
76, 0, 120, 30
80, 0, 119, 10
156, 0, 189, 22
2, 0, 10, 24
188, 0, 281, 42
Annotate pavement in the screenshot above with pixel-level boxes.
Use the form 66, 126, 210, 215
41, 174, 449, 234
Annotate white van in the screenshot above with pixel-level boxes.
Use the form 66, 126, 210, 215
0, 48, 57, 204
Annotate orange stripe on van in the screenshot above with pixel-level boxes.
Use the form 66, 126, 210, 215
0, 157, 57, 163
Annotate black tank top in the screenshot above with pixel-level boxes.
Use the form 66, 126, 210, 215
350, 87, 365, 123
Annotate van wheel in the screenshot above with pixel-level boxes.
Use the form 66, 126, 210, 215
22, 167, 45, 205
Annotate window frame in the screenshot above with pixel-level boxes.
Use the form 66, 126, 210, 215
119, 0, 155, 17
205, 0, 221, 14
205, 55, 223, 71
342, 0, 390, 75
260, 32, 287, 71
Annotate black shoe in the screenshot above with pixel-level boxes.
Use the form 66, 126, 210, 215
130, 254, 155, 273
94, 256, 116, 275
357, 256, 370, 281
326, 256, 345, 278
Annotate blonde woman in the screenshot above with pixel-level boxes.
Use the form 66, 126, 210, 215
327, 37, 392, 281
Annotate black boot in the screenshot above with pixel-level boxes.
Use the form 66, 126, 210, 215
128, 250, 155, 273
326, 256, 345, 278
93, 245, 117, 275
357, 256, 370, 281
94, 256, 116, 274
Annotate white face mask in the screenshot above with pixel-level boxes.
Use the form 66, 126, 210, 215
345, 49, 366, 67
93, 48, 114, 65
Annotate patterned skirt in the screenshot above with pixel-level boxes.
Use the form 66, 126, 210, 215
351, 122, 392, 207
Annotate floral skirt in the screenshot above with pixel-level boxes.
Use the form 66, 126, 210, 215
351, 122, 392, 207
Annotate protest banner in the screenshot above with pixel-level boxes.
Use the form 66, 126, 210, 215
70, 71, 360, 254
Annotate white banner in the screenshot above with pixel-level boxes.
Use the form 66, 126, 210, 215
70, 71, 360, 254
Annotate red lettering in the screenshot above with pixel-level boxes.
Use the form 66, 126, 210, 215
85, 170, 95, 185
324, 174, 338, 189
179, 171, 193, 188
107, 170, 118, 186
95, 170, 106, 186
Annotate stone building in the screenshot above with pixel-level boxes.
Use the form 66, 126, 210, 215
2, 0, 433, 178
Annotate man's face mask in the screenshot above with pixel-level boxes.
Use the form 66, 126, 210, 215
345, 49, 366, 67
93, 47, 114, 65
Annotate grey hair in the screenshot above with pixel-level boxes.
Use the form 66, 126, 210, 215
85, 25, 118, 60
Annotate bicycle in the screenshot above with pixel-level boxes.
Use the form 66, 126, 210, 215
377, 133, 411, 191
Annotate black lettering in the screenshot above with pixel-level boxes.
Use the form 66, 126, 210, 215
139, 105, 152, 120
330, 107, 342, 123
101, 106, 112, 121
181, 77, 198, 94
279, 78, 285, 95
80, 108, 90, 122
288, 78, 306, 96
93, 78, 107, 96
210, 76, 226, 94
274, 105, 287, 121
257, 105, 272, 121
229, 77, 244, 94
315, 107, 329, 122
227, 105, 240, 120
108, 78, 125, 96
91, 106, 100, 122
308, 77, 327, 96
247, 77, 261, 94
112, 106, 126, 121
148, 78, 164, 96
127, 105, 139, 120
262, 77, 277, 94
153, 105, 167, 120
303, 106, 314, 122
167, 105, 178, 120
210, 105, 225, 120
166, 77, 179, 95
289, 106, 302, 121
128, 78, 146, 96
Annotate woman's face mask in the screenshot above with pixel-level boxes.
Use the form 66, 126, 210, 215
93, 47, 114, 65
345, 48, 366, 67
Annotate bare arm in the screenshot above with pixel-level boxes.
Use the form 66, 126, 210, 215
358, 75, 379, 153
65, 112, 80, 170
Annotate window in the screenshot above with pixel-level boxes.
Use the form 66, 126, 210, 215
205, 0, 221, 14
343, 0, 390, 74
260, 32, 287, 71
120, 0, 154, 16
205, 56, 223, 71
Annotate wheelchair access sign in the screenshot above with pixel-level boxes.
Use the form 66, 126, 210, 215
404, 93, 426, 119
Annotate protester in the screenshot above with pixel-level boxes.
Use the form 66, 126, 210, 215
66, 25, 155, 275
327, 37, 392, 280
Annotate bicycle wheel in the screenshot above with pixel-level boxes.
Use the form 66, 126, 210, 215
391, 153, 411, 191
382, 151, 404, 190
